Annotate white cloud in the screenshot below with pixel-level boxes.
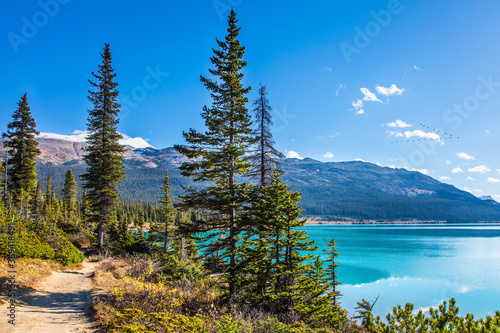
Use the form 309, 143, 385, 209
386, 119, 413, 128
457, 152, 475, 160
412, 168, 429, 175
440, 176, 451, 181
376, 84, 404, 96
335, 84, 344, 96
360, 88, 381, 102
485, 130, 490, 134
325, 67, 332, 72
468, 165, 491, 173
462, 187, 472, 193
352, 99, 363, 109
286, 151, 303, 159
354, 158, 367, 162
452, 167, 463, 174
387, 130, 404, 137
488, 177, 500, 183
497, 169, 500, 175
467, 177, 476, 181
355, 109, 365, 115
403, 130, 442, 141
323, 152, 334, 159
446, 160, 451, 165
472, 189, 482, 193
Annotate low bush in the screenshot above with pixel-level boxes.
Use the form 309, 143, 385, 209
0, 230, 55, 260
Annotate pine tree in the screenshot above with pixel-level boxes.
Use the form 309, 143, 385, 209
62, 169, 78, 223
2, 93, 41, 207
174, 9, 254, 298
159, 169, 175, 252
135, 199, 145, 235
81, 43, 125, 248
241, 171, 317, 314
43, 174, 53, 216
32, 181, 43, 215
324, 238, 341, 306
246, 84, 285, 186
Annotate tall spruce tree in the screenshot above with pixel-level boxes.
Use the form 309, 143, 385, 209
159, 169, 175, 252
62, 169, 78, 223
174, 9, 254, 298
324, 238, 341, 306
82, 43, 125, 248
240, 171, 317, 315
246, 84, 285, 186
2, 93, 41, 207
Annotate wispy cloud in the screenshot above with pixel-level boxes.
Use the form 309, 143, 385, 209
386, 119, 413, 128
412, 168, 429, 175
452, 167, 463, 174
323, 152, 334, 159
403, 130, 441, 140
355, 109, 365, 115
488, 177, 500, 183
405, 65, 423, 75
387, 130, 404, 137
360, 88, 381, 102
376, 84, 404, 96
325, 67, 332, 72
286, 151, 303, 159
335, 84, 345, 96
468, 165, 491, 173
457, 152, 475, 160
440, 176, 451, 181
467, 176, 476, 181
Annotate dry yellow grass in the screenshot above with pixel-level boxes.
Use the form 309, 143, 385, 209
0, 257, 62, 289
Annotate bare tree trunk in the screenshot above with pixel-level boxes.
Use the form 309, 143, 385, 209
98, 222, 105, 248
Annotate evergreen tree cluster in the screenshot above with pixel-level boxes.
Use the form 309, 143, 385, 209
0, 10, 346, 330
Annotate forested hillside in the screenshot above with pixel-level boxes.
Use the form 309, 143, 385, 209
36, 151, 500, 223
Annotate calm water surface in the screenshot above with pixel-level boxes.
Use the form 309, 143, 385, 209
303, 224, 500, 319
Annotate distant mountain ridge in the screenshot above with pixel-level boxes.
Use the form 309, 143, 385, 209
3, 132, 499, 223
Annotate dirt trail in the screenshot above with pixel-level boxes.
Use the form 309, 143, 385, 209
4, 260, 100, 333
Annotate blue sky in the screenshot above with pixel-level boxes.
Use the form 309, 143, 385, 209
1, 0, 500, 200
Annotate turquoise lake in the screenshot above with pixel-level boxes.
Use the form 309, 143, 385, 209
302, 223, 500, 319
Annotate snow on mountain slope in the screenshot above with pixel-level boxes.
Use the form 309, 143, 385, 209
37, 130, 154, 149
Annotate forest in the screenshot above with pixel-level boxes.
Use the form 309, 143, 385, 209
1, 9, 500, 333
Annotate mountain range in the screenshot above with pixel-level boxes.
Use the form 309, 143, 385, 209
2, 132, 499, 223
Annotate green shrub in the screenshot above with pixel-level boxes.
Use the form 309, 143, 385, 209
118, 233, 149, 254
49, 230, 85, 265
157, 253, 206, 282
0, 231, 55, 260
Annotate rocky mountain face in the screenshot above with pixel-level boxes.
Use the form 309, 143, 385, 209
4, 133, 500, 222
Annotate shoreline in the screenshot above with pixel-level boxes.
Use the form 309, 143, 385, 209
303, 218, 500, 225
